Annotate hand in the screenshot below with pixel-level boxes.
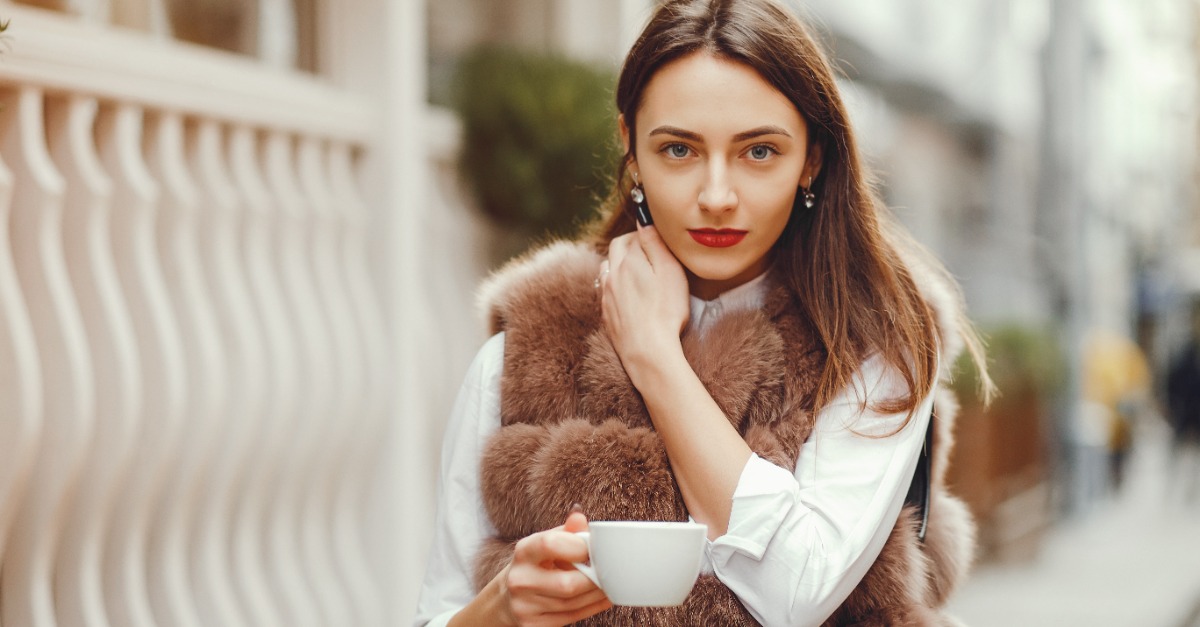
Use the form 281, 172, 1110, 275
600, 225, 690, 378
498, 512, 612, 627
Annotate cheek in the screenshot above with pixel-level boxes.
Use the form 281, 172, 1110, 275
643, 178, 696, 224
748, 186, 800, 231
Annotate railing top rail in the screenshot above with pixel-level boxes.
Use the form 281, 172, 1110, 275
0, 4, 377, 146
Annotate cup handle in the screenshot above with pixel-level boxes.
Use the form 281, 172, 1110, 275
570, 531, 600, 588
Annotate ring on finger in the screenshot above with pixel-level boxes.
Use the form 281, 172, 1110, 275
593, 262, 610, 289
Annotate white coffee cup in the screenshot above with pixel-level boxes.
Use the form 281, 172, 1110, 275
572, 520, 707, 607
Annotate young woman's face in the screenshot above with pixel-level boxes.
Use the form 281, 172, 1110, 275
622, 52, 820, 300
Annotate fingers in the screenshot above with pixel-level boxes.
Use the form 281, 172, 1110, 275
538, 595, 613, 625
514, 528, 590, 568
601, 228, 689, 358
562, 511, 589, 533
508, 588, 610, 627
595, 259, 610, 290
507, 563, 601, 601
607, 232, 632, 276
636, 225, 675, 269
506, 524, 610, 625
608, 232, 651, 281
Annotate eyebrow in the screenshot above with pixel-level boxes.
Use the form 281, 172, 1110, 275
647, 125, 793, 142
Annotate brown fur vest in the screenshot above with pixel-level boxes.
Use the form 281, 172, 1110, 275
474, 241, 975, 626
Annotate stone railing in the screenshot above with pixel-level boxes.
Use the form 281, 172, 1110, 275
0, 5, 388, 626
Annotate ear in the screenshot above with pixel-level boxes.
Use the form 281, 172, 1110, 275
618, 114, 631, 156
802, 140, 823, 186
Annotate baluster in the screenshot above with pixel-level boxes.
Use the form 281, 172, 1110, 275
329, 143, 390, 625
46, 95, 141, 627
0, 98, 45, 616
186, 120, 265, 627
0, 87, 96, 627
262, 131, 348, 625
143, 111, 214, 627
97, 102, 185, 627
299, 137, 380, 627
227, 126, 316, 627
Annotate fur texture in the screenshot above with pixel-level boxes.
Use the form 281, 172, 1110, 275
474, 241, 975, 625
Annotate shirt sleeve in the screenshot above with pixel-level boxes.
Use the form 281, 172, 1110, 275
412, 333, 506, 627
708, 354, 934, 627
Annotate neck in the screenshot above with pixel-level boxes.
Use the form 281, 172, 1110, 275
686, 263, 769, 301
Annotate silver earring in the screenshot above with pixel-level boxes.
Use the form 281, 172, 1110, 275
802, 187, 816, 209
628, 169, 648, 204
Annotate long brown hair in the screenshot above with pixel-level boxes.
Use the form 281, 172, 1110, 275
590, 0, 994, 418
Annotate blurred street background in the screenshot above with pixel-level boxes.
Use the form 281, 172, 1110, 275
422, 0, 1200, 624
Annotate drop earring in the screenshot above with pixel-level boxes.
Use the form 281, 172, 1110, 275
631, 171, 653, 226
801, 177, 816, 209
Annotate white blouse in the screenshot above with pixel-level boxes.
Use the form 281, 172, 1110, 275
414, 276, 933, 627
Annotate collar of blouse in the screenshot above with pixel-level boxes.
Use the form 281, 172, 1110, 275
687, 271, 771, 336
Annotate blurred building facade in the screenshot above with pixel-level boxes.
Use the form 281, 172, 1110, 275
800, 0, 1199, 540
808, 0, 1198, 338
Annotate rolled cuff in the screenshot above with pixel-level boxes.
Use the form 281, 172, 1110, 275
708, 453, 804, 564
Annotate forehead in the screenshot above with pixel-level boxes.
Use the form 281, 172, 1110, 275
637, 52, 805, 137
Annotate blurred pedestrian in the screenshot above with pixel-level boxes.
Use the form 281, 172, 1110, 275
1166, 301, 1200, 503
1082, 330, 1151, 493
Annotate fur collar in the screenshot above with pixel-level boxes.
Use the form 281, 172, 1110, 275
478, 239, 970, 375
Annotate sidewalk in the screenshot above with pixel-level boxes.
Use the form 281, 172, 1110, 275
946, 420, 1200, 627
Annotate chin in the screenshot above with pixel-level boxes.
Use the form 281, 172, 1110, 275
685, 262, 749, 283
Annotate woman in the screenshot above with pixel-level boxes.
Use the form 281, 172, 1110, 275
416, 0, 991, 625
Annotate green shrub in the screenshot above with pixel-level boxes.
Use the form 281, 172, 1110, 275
452, 46, 621, 240
952, 323, 1068, 404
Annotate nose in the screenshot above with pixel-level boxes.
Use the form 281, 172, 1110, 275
697, 162, 737, 214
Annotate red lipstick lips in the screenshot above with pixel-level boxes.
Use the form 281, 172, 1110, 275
688, 228, 747, 248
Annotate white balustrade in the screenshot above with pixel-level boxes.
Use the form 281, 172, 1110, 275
263, 130, 350, 626
330, 142, 390, 627
300, 137, 380, 627
0, 4, 386, 626
47, 94, 139, 627
144, 110, 213, 627
229, 124, 315, 627
1, 86, 97, 627
0, 91, 46, 625
99, 100, 187, 627
190, 119, 270, 627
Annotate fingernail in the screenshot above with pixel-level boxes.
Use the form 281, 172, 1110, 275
570, 503, 584, 514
